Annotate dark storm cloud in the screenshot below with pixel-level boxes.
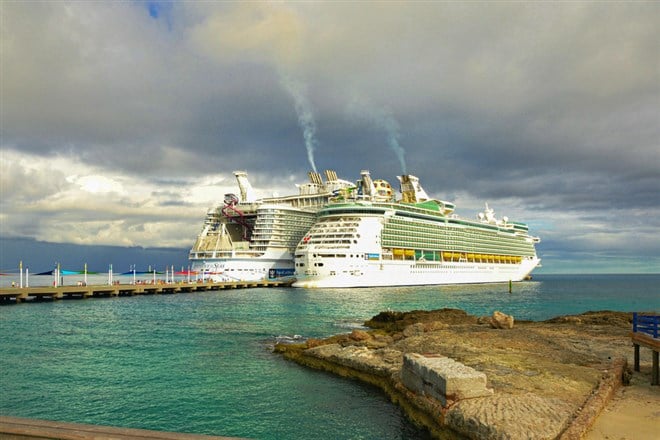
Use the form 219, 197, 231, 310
1, 1, 658, 272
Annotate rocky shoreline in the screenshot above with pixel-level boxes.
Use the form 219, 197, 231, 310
274, 309, 649, 439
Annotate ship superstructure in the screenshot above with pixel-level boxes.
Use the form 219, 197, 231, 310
189, 170, 353, 281
292, 171, 540, 288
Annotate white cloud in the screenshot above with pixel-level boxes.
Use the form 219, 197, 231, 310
0, 150, 309, 248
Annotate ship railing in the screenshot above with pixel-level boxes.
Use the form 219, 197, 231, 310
192, 250, 264, 259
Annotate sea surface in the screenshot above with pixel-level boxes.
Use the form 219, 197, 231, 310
1, 274, 658, 439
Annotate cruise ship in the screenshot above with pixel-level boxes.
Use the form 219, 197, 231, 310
189, 170, 353, 281
292, 171, 540, 288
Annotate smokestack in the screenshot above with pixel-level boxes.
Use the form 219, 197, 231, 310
324, 170, 338, 182
397, 175, 429, 203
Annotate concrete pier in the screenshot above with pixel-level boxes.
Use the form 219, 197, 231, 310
0, 416, 246, 439
0, 279, 292, 304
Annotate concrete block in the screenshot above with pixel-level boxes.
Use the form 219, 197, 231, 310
401, 353, 493, 405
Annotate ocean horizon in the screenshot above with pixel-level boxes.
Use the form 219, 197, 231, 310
1, 273, 658, 439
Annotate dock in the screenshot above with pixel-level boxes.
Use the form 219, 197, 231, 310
0, 415, 246, 439
0, 279, 293, 304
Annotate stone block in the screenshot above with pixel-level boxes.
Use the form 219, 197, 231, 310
490, 310, 514, 329
400, 353, 493, 406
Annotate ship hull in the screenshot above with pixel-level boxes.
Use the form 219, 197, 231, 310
191, 249, 295, 282
293, 258, 540, 288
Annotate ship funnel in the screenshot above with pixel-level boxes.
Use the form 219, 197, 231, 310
233, 171, 256, 202
324, 170, 338, 182
397, 175, 430, 203
308, 171, 323, 185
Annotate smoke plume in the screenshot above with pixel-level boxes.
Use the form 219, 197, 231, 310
281, 74, 318, 173
348, 97, 407, 174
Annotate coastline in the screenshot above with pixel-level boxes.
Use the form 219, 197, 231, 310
275, 309, 658, 439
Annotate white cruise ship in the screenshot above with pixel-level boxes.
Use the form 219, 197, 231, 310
189, 170, 353, 282
292, 171, 540, 288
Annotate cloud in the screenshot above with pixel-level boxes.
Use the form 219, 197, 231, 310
189, 2, 305, 67
1, 1, 658, 273
0, 150, 297, 248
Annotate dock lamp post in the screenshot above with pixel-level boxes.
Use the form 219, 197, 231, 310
153, 266, 156, 284
19, 261, 23, 288
54, 262, 59, 287
108, 264, 113, 285
131, 264, 136, 285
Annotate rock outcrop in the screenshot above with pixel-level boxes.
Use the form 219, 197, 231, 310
275, 309, 637, 439
490, 310, 514, 329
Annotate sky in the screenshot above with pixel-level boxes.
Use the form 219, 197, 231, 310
1, 1, 658, 274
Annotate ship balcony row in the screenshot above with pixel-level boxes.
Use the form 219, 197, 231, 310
189, 249, 264, 259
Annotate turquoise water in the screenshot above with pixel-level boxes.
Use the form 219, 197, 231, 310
1, 274, 658, 439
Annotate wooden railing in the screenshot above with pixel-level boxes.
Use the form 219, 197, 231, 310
633, 312, 659, 338
632, 312, 659, 386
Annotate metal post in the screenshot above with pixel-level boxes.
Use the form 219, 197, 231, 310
133, 265, 136, 285
108, 264, 113, 285
19, 261, 23, 288
84, 263, 87, 286
25, 268, 29, 287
